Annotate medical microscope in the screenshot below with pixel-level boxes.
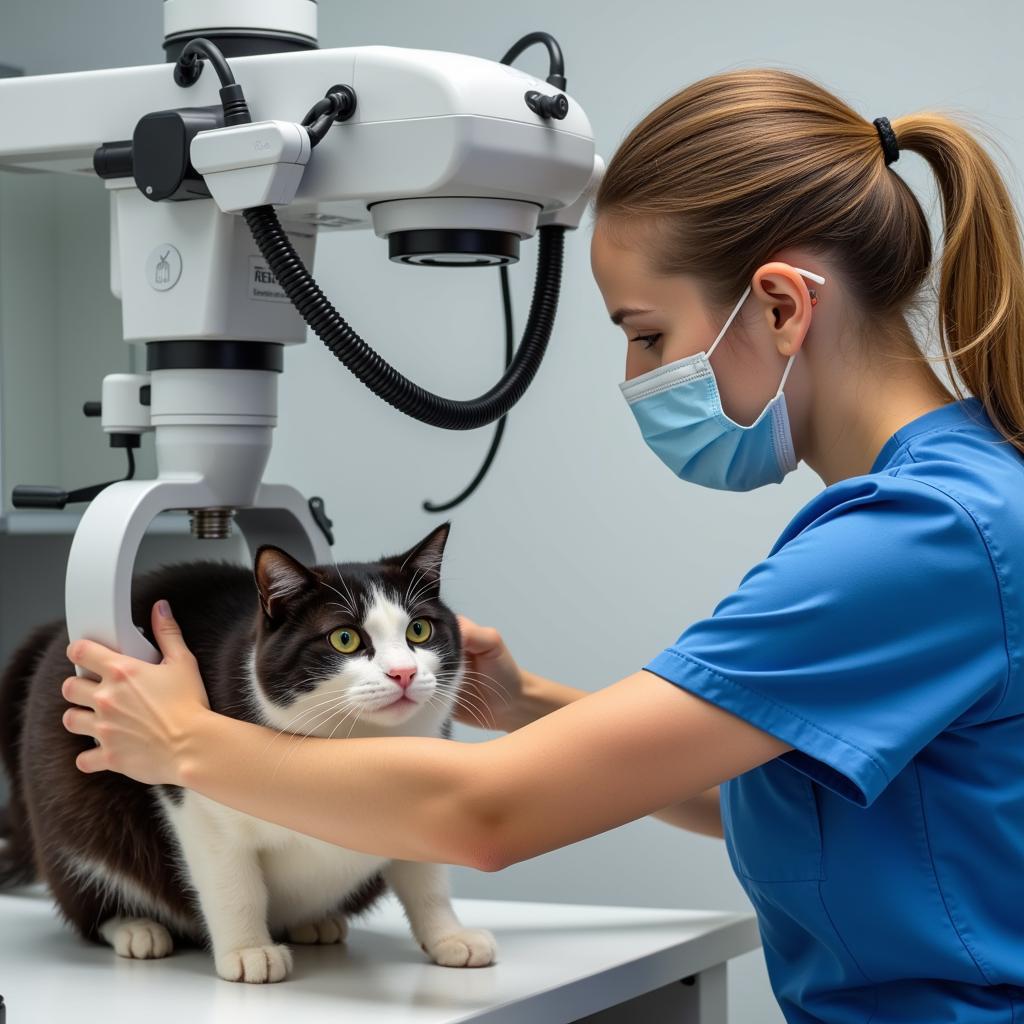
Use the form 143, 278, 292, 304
0, 1, 602, 666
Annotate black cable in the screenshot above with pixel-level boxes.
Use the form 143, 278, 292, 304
417, 32, 569, 500
499, 31, 566, 90
174, 37, 236, 87
423, 267, 515, 511
244, 204, 565, 430
173, 37, 251, 126
301, 86, 358, 147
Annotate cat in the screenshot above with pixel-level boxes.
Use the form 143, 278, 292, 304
0, 521, 497, 983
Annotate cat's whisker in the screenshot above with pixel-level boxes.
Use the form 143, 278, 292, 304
429, 689, 494, 731
268, 698, 364, 777
320, 574, 358, 612
256, 700, 335, 749
432, 684, 491, 724
325, 566, 360, 618
282, 694, 364, 737
315, 705, 357, 749
432, 675, 492, 705
343, 709, 366, 740
434, 681, 506, 725
407, 576, 443, 612
438, 666, 506, 690
271, 689, 374, 775
438, 665, 500, 683
436, 672, 513, 707
403, 567, 433, 611
255, 690, 359, 756
325, 601, 358, 618
436, 691, 509, 730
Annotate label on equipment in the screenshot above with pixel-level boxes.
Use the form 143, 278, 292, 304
248, 256, 288, 303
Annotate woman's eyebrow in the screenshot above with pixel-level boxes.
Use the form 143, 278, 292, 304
610, 307, 656, 326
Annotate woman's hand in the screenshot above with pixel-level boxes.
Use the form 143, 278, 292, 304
454, 615, 525, 733
61, 600, 212, 786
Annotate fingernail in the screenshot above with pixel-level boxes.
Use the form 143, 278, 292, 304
157, 600, 172, 618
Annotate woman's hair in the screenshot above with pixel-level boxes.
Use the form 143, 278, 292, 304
594, 67, 1024, 453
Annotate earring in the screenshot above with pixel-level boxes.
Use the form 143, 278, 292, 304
808, 288, 818, 307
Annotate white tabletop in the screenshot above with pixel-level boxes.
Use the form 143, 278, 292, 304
0, 884, 759, 1023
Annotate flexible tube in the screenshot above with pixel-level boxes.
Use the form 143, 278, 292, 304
242, 204, 566, 430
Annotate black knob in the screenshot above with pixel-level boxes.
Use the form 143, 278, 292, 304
83, 401, 102, 417
525, 90, 569, 120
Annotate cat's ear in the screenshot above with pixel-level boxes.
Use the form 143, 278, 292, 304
254, 545, 316, 620
394, 521, 451, 587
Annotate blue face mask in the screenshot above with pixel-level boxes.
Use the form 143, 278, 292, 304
618, 267, 825, 491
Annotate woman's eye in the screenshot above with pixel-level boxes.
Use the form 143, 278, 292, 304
328, 627, 362, 654
632, 333, 662, 350
406, 618, 432, 644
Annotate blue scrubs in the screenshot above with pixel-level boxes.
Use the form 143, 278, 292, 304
645, 397, 1024, 1022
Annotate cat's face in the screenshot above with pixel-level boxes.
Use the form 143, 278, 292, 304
247, 523, 462, 736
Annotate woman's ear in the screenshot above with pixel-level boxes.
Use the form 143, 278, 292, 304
751, 262, 815, 358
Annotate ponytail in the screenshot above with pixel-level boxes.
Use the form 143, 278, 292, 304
892, 114, 1024, 452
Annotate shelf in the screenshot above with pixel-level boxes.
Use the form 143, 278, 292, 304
0, 508, 197, 536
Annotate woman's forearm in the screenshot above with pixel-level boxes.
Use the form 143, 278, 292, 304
511, 671, 724, 838
177, 709, 494, 870
648, 787, 724, 838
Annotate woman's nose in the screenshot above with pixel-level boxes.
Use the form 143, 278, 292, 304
388, 665, 417, 689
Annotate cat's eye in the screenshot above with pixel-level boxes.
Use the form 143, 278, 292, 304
328, 627, 362, 654
406, 618, 432, 644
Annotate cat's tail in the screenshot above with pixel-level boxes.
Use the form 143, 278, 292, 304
0, 621, 57, 889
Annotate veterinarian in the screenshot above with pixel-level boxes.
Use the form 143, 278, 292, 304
61, 68, 1024, 1021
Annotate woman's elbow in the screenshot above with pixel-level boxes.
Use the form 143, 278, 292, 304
457, 780, 514, 873
462, 808, 512, 873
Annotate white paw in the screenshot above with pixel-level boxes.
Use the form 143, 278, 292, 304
215, 943, 293, 983
422, 927, 497, 967
286, 913, 348, 945
101, 917, 174, 959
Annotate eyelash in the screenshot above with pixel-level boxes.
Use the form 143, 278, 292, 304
632, 333, 662, 350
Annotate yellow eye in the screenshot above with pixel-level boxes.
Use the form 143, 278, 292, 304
406, 618, 432, 644
328, 627, 362, 654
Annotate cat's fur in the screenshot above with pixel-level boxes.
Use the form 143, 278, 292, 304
0, 522, 497, 982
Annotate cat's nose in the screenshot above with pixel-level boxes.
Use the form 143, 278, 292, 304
387, 665, 417, 689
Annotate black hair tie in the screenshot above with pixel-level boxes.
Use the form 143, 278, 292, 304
873, 116, 900, 166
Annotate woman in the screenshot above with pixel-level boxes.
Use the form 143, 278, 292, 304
61, 68, 1024, 1021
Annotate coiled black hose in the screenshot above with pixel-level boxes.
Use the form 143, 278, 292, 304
243, 204, 566, 430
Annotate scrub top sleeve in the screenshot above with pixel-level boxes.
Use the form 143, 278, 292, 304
644, 479, 1009, 807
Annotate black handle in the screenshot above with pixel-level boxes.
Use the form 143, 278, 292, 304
11, 486, 69, 509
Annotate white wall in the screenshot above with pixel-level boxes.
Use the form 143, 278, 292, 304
5, 3, 1024, 1022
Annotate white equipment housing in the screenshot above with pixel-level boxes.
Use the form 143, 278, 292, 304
0, 22, 600, 666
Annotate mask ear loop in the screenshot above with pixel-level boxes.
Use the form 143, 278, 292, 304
774, 266, 826, 397
708, 266, 827, 397
705, 285, 752, 361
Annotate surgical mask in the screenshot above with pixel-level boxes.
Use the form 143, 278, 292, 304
618, 267, 825, 491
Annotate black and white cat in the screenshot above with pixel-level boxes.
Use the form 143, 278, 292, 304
0, 522, 497, 983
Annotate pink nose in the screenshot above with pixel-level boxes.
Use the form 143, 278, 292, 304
388, 666, 417, 689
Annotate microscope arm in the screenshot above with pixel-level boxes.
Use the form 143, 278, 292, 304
67, 478, 332, 671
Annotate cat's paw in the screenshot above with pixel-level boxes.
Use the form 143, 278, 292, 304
422, 927, 498, 967
215, 943, 293, 983
286, 913, 348, 945
100, 917, 174, 959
